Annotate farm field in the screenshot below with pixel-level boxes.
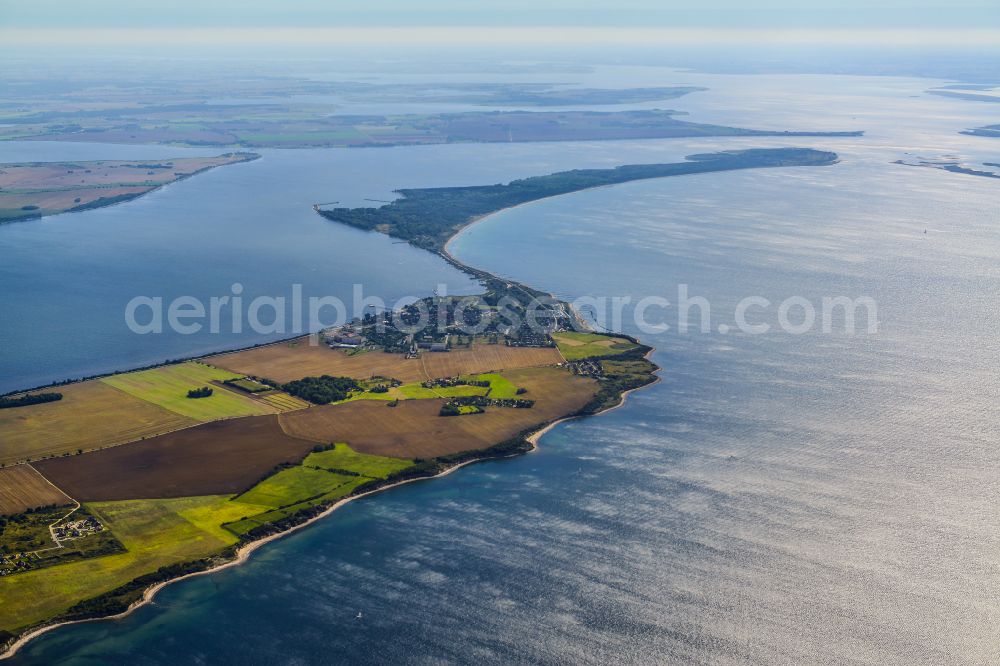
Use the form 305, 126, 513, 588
551, 331, 641, 360
395, 382, 487, 400
223, 442, 411, 536
391, 373, 518, 401
0, 153, 257, 222
34, 416, 318, 501
0, 380, 195, 465
218, 378, 310, 412
225, 378, 271, 393
419, 343, 562, 378
344, 389, 397, 402
210, 338, 561, 384
223, 476, 371, 537
0, 465, 71, 515
258, 391, 311, 411
278, 366, 597, 458
234, 466, 358, 509
210, 340, 428, 383
475, 373, 520, 399
0, 339, 633, 641
101, 362, 276, 421
0, 495, 260, 634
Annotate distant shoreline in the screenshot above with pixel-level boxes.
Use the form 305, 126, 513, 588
0, 152, 259, 226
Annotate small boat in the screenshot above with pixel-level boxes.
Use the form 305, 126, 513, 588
356, 612, 363, 619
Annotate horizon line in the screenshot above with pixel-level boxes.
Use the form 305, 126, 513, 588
3, 26, 1000, 47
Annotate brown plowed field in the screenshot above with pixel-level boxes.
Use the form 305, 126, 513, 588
420, 345, 563, 380
210, 339, 562, 384
34, 416, 317, 502
0, 465, 72, 515
278, 367, 596, 458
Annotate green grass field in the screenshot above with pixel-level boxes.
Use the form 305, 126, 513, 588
101, 362, 273, 421
472, 373, 520, 399
222, 477, 370, 536
304, 443, 413, 478
395, 382, 488, 400
223, 444, 413, 536
233, 466, 357, 509
395, 383, 441, 399
0, 495, 263, 633
342, 390, 397, 403
551, 332, 640, 361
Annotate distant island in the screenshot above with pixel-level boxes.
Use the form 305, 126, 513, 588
894, 157, 1000, 180
453, 85, 708, 106
0, 153, 258, 223
928, 88, 1000, 104
961, 123, 1000, 138
925, 87, 1000, 139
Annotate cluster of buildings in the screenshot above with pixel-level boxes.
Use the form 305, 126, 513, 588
322, 294, 578, 356
324, 324, 366, 349
0, 551, 35, 576
569, 359, 603, 377
53, 514, 105, 542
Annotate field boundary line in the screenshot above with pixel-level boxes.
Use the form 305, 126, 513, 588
23, 463, 73, 505
22, 463, 80, 552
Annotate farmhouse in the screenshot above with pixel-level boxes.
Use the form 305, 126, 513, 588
331, 333, 365, 347
325, 324, 367, 348
417, 334, 450, 352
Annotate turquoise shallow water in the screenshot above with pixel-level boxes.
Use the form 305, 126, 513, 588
5, 68, 1000, 664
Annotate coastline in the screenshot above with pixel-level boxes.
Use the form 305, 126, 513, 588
1, 185, 660, 660
526, 346, 661, 449
0, 153, 260, 227
441, 204, 595, 332
0, 361, 657, 660
0, 454, 481, 660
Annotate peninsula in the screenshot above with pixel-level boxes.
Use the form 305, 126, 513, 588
0, 153, 259, 223
318, 148, 840, 251
0, 147, 839, 657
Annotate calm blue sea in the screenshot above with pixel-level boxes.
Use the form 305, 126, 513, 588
5, 67, 999, 664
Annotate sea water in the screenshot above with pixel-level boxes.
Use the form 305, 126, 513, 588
6, 68, 1000, 664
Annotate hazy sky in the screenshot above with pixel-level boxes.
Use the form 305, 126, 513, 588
4, 0, 999, 28
2, 1, 998, 45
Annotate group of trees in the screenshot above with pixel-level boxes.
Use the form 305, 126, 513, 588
282, 375, 359, 405
186, 386, 213, 399
0, 391, 62, 409
439, 402, 484, 417
439, 395, 534, 416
